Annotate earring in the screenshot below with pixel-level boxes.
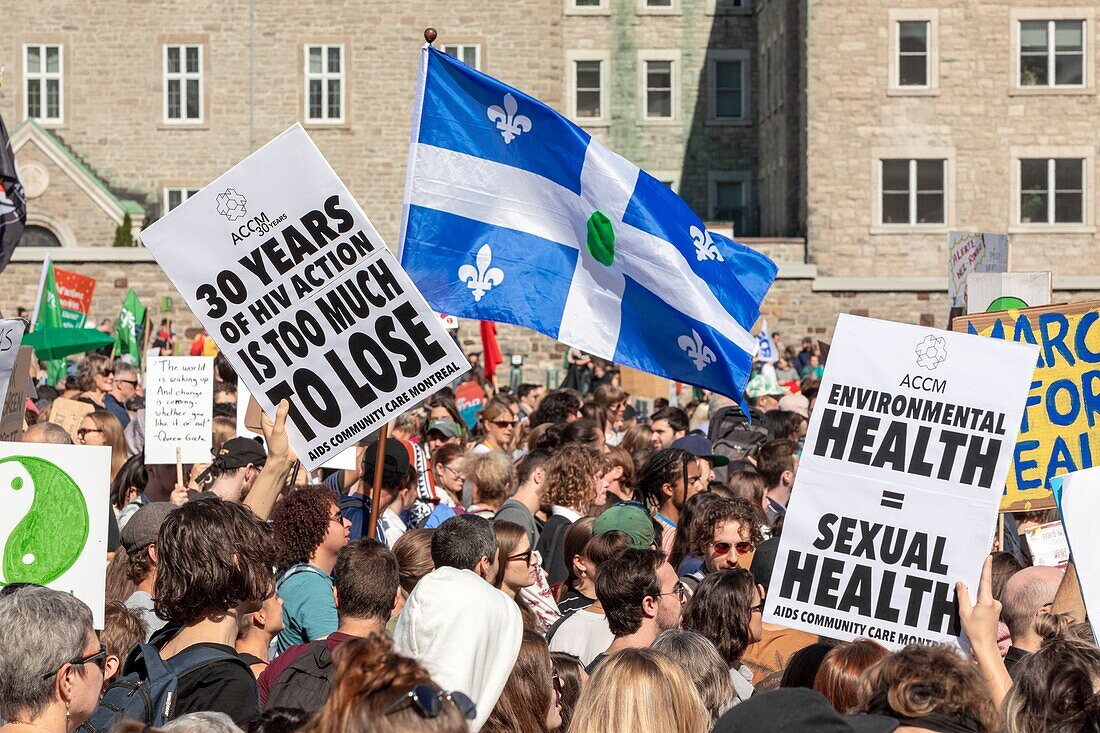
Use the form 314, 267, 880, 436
580, 570, 587, 578
66, 700, 71, 722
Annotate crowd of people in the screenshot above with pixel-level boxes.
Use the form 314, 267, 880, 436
0, 339, 1096, 733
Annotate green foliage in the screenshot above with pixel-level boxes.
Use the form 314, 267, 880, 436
113, 214, 136, 247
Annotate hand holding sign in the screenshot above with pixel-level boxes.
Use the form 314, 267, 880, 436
242, 399, 294, 521
956, 555, 1011, 706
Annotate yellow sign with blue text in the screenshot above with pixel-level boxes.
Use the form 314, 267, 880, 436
953, 300, 1100, 511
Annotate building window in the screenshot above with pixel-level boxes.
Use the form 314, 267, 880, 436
646, 0, 673, 5
20, 225, 62, 248
442, 44, 481, 70
645, 60, 674, 118
575, 60, 603, 119
1019, 158, 1084, 224
880, 159, 945, 225
897, 21, 929, 86
165, 188, 201, 212
164, 45, 203, 122
708, 52, 749, 122
574, 0, 603, 5
24, 44, 62, 123
1019, 20, 1085, 87
305, 45, 344, 122
713, 181, 745, 220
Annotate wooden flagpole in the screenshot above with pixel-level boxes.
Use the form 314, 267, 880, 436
366, 423, 390, 541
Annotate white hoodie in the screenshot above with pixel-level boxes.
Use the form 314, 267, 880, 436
393, 566, 523, 732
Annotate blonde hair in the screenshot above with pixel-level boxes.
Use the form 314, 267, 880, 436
464, 451, 515, 510
569, 648, 710, 733
88, 410, 128, 480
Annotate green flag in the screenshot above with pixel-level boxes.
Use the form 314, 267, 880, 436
34, 259, 67, 386
114, 289, 146, 366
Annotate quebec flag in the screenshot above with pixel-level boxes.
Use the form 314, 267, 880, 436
399, 46, 777, 399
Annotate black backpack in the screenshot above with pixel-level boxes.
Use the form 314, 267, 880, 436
708, 405, 769, 483
80, 642, 249, 732
263, 639, 337, 714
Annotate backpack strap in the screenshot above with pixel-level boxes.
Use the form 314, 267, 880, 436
165, 643, 252, 678
276, 563, 330, 592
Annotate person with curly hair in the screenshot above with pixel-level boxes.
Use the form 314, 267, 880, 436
682, 497, 764, 595
302, 633, 471, 733
270, 485, 350, 655
536, 445, 608, 585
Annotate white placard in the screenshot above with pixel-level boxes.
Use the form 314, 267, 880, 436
1023, 520, 1069, 567
764, 315, 1037, 648
756, 318, 778, 363
0, 319, 27, 404
948, 231, 1009, 310
140, 124, 468, 470
237, 379, 355, 471
0, 347, 33, 443
144, 357, 214, 465
0, 442, 111, 627
1053, 468, 1100, 641
966, 271, 1051, 314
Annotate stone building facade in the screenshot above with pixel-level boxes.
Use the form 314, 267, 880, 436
2, 0, 1097, 386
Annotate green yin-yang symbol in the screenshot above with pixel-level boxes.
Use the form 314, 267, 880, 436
1, 456, 89, 586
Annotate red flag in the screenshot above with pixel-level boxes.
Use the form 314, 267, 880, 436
480, 320, 503, 380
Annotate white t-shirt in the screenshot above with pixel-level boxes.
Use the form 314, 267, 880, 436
549, 608, 615, 667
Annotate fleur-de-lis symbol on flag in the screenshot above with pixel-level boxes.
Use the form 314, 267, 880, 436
678, 329, 717, 371
690, 226, 724, 262
459, 244, 505, 302
487, 93, 533, 144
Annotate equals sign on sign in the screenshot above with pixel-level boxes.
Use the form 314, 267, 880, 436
880, 490, 905, 510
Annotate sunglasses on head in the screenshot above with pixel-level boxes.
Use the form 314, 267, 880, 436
385, 684, 477, 721
712, 540, 754, 556
43, 643, 107, 679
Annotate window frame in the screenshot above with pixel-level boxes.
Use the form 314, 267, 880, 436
1010, 147, 1095, 232
566, 50, 611, 125
707, 49, 751, 125
870, 147, 955, 233
706, 0, 750, 16
637, 0, 680, 16
163, 44, 204, 124
164, 187, 202, 213
441, 43, 482, 70
877, 159, 946, 227
637, 49, 681, 124
707, 171, 753, 223
1010, 9, 1095, 96
23, 43, 64, 124
303, 43, 346, 125
887, 9, 939, 96
565, 0, 611, 16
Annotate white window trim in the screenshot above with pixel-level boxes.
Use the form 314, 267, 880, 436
565, 50, 610, 125
164, 187, 201, 213
707, 49, 751, 125
637, 0, 681, 16
564, 0, 610, 16
1009, 146, 1096, 233
23, 43, 63, 124
163, 44, 204, 124
887, 9, 939, 96
707, 171, 752, 223
637, 49, 681, 124
869, 146, 955, 234
303, 44, 346, 124
441, 43, 482, 70
706, 0, 751, 16
1010, 8, 1095, 95
649, 170, 682, 193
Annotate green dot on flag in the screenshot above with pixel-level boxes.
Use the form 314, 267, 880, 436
586, 211, 615, 267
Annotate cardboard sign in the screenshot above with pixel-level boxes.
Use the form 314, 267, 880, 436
53, 266, 97, 329
764, 315, 1037, 649
0, 442, 111, 626
953, 300, 1100, 511
49, 397, 95, 443
1023, 520, 1069, 567
948, 231, 1009, 310
140, 124, 468, 470
1052, 468, 1100, 642
0, 347, 34, 442
0, 320, 28, 412
966, 272, 1051, 315
144, 357, 214, 465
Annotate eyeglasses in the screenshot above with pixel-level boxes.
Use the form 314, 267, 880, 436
117, 378, 139, 387
77, 428, 102, 440
385, 684, 477, 721
749, 602, 765, 614
440, 464, 465, 481
488, 419, 516, 428
329, 512, 346, 526
43, 643, 107, 679
711, 540, 754, 556
508, 549, 533, 566
658, 583, 686, 604
100, 370, 114, 378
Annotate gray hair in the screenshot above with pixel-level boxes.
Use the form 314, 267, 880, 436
161, 712, 244, 733
651, 630, 736, 721
0, 587, 94, 720
24, 422, 74, 445
431, 514, 498, 571
112, 360, 138, 379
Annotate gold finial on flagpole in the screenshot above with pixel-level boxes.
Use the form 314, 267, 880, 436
424, 28, 437, 45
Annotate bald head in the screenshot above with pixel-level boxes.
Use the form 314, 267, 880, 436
22, 422, 74, 445
1001, 565, 1063, 647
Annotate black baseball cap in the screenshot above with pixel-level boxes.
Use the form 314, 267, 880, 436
712, 689, 898, 733
361, 437, 413, 486
214, 437, 267, 469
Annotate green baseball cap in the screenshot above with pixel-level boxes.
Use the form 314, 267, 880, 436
593, 502, 656, 550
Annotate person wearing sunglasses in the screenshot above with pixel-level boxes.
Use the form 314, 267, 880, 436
104, 361, 140, 429
688, 497, 765, 579
472, 398, 517, 456
304, 633, 472, 733
74, 353, 115, 409
492, 521, 540, 631
0, 587, 106, 733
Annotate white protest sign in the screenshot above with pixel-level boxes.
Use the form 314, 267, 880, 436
966, 271, 1051, 315
0, 319, 27, 404
948, 231, 1009, 310
764, 315, 1037, 648
438, 313, 459, 330
755, 318, 778, 364
0, 346, 33, 442
1052, 468, 1100, 641
1023, 520, 1069, 567
141, 124, 468, 471
144, 357, 214, 465
237, 379, 355, 471
0, 442, 111, 627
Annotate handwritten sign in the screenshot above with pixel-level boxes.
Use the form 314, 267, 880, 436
144, 357, 214, 465
49, 397, 95, 443
0, 347, 33, 442
948, 231, 1008, 310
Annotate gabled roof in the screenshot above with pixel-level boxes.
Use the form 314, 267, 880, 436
11, 118, 145, 222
